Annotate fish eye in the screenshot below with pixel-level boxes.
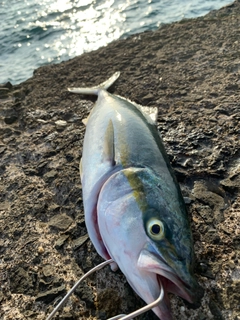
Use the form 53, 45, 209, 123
147, 218, 165, 240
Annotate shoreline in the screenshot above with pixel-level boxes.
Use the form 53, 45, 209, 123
0, 1, 235, 86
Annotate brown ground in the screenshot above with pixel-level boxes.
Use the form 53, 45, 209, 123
0, 1, 239, 320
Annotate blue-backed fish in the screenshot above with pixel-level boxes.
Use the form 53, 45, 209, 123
68, 72, 204, 319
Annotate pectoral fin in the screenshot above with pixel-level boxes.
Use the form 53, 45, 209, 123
103, 120, 115, 166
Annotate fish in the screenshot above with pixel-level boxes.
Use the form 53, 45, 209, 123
68, 72, 204, 319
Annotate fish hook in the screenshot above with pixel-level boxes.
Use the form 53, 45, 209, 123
108, 281, 164, 320
45, 259, 164, 320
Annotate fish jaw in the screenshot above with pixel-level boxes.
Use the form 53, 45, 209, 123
126, 271, 173, 320
137, 247, 204, 306
127, 246, 203, 320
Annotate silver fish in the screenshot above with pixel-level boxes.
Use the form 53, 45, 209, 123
68, 72, 204, 319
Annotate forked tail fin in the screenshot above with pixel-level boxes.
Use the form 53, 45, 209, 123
68, 71, 120, 96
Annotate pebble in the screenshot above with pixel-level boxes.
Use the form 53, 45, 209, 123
38, 246, 44, 254
42, 265, 54, 277
37, 118, 48, 123
55, 120, 67, 129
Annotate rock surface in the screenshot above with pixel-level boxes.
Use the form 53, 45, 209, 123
0, 1, 239, 319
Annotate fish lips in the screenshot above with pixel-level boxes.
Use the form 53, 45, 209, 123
138, 248, 204, 306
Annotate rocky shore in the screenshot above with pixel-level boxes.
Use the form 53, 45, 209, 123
0, 1, 239, 319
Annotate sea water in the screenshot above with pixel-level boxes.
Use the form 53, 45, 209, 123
0, 0, 233, 84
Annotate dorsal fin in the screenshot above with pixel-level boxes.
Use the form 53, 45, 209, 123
126, 99, 158, 124
137, 105, 158, 124
68, 72, 120, 96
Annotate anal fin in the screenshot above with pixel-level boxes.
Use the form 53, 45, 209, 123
82, 115, 89, 126
79, 157, 83, 180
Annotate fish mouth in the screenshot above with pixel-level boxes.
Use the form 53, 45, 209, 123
156, 267, 193, 304
155, 259, 194, 303
138, 249, 204, 306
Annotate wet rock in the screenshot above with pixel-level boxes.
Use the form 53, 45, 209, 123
220, 173, 240, 193
75, 280, 95, 309
0, 88, 10, 95
193, 181, 225, 222
42, 265, 55, 278
11, 89, 25, 99
36, 284, 66, 303
226, 280, 240, 310
209, 299, 224, 320
72, 234, 88, 250
225, 83, 238, 90
9, 266, 37, 295
0, 146, 7, 154
207, 228, 221, 244
55, 234, 69, 249
183, 196, 192, 204
0, 81, 12, 89
197, 312, 208, 320
48, 214, 73, 231
4, 114, 18, 124
59, 308, 74, 319
2, 106, 19, 124
95, 288, 122, 318
198, 262, 208, 273
142, 93, 155, 103
197, 262, 215, 279
44, 169, 58, 182
23, 311, 38, 318
196, 205, 214, 224
178, 158, 194, 167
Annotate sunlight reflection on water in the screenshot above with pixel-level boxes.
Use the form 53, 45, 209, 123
27, 0, 127, 60
0, 0, 232, 84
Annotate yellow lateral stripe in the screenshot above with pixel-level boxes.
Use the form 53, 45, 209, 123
123, 169, 148, 212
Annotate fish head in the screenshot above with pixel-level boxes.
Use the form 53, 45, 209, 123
97, 167, 204, 319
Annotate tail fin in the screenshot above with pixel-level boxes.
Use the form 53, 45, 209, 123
68, 71, 120, 96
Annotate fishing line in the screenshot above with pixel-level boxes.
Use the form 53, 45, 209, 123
46, 259, 114, 320
108, 279, 164, 320
45, 259, 165, 320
